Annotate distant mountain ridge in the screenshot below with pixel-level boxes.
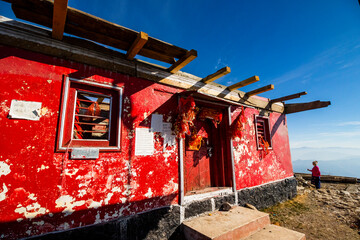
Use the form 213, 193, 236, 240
292, 159, 360, 178
291, 147, 360, 161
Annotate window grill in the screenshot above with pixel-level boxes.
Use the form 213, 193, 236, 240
255, 116, 272, 149
73, 91, 111, 140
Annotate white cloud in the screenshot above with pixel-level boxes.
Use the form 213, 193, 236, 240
337, 121, 360, 126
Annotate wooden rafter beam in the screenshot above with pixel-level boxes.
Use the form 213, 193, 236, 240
201, 66, 231, 84
246, 84, 274, 97
270, 91, 307, 103
285, 101, 331, 114
10, 0, 191, 64
227, 76, 260, 91
168, 49, 197, 73
126, 31, 148, 60
52, 0, 68, 40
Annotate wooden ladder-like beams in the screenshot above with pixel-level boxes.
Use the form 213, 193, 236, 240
227, 76, 260, 91
270, 91, 307, 103
126, 32, 148, 60
168, 49, 197, 73
201, 66, 231, 83
246, 84, 274, 97
285, 101, 331, 114
52, 0, 68, 40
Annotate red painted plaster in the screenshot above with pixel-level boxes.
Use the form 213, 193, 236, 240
0, 45, 293, 239
231, 107, 293, 190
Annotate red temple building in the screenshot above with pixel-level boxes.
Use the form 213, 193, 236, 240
0, 1, 330, 239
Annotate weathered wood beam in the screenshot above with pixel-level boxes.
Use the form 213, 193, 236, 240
201, 66, 231, 84
227, 76, 259, 91
11, 0, 190, 62
52, 0, 68, 40
126, 31, 148, 60
246, 84, 274, 96
285, 101, 331, 114
168, 49, 197, 73
270, 91, 307, 103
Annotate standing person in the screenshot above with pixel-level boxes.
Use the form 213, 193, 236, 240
307, 161, 321, 189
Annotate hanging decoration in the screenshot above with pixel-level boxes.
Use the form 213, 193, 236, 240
173, 96, 198, 139
197, 107, 223, 128
259, 136, 270, 157
231, 106, 246, 139
188, 127, 203, 151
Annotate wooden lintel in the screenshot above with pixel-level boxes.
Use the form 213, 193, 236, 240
285, 101, 331, 114
126, 31, 148, 60
270, 91, 307, 103
246, 84, 274, 96
228, 76, 259, 91
168, 49, 197, 73
52, 0, 68, 40
201, 66, 231, 84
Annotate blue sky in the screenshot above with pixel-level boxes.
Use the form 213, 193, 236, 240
1, 0, 360, 151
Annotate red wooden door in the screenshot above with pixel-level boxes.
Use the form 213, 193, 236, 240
184, 119, 212, 194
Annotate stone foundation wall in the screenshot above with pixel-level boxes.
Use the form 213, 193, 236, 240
28, 177, 297, 240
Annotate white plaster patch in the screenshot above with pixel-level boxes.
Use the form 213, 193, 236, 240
122, 184, 132, 196
144, 188, 153, 198
0, 161, 11, 176
0, 183, 8, 202
88, 200, 103, 209
15, 202, 47, 219
36, 165, 49, 172
77, 189, 87, 197
104, 193, 113, 205
64, 168, 78, 177
162, 178, 178, 195
55, 195, 85, 216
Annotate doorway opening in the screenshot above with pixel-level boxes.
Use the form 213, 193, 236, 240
183, 100, 232, 196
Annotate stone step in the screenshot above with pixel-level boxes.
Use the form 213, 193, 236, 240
243, 224, 306, 240
183, 206, 271, 240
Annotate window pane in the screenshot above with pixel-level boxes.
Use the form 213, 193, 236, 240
73, 91, 111, 140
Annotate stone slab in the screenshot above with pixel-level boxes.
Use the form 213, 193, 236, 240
183, 206, 270, 240
243, 224, 306, 240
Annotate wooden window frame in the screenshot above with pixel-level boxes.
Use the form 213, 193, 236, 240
57, 76, 122, 151
254, 115, 272, 150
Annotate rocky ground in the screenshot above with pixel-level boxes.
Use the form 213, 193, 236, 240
263, 176, 360, 240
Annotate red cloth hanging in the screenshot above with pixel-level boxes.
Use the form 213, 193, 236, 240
173, 96, 197, 138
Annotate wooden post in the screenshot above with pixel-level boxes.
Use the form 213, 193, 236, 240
168, 49, 197, 73
126, 32, 148, 60
227, 76, 260, 91
246, 84, 274, 96
270, 91, 307, 103
52, 0, 68, 40
201, 66, 231, 84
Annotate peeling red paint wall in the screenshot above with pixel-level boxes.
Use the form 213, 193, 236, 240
231, 106, 293, 190
0, 45, 293, 239
0, 46, 179, 239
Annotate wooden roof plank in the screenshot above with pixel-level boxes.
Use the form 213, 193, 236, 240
246, 84, 274, 96
270, 91, 307, 103
168, 49, 197, 73
201, 66, 231, 84
126, 31, 148, 60
285, 101, 331, 114
11, 0, 189, 62
227, 76, 259, 91
52, 0, 68, 40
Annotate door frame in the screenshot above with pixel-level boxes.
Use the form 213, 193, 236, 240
178, 98, 237, 205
